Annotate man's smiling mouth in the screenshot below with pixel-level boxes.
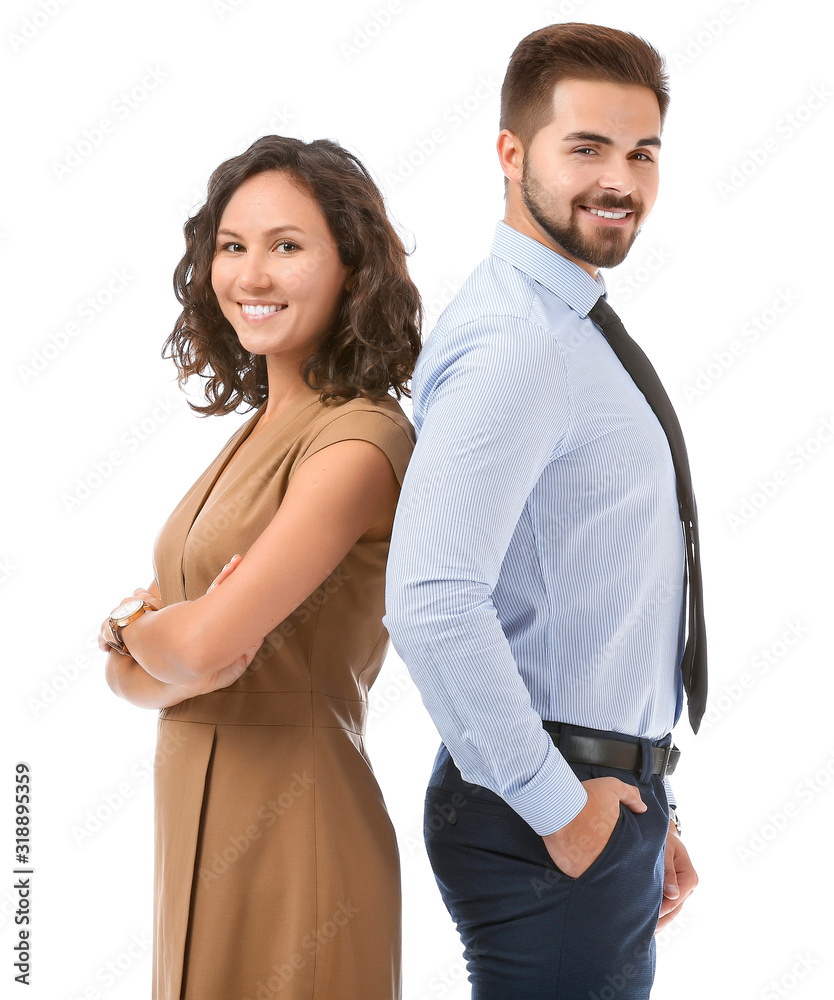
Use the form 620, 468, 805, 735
584, 207, 632, 220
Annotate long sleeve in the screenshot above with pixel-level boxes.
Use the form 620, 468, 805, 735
385, 315, 588, 836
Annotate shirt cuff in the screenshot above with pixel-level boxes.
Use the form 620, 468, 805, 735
502, 740, 589, 836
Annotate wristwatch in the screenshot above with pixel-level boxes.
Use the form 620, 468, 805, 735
669, 806, 682, 836
106, 598, 154, 655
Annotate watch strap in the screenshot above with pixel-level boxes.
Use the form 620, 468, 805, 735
107, 601, 154, 654
104, 621, 129, 656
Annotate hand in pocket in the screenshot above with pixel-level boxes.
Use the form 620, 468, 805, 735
542, 777, 646, 878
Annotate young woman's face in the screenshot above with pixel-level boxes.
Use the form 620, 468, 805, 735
211, 171, 349, 367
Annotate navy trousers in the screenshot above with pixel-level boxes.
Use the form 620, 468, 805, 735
423, 724, 671, 999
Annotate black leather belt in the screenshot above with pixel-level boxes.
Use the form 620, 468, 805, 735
543, 722, 679, 779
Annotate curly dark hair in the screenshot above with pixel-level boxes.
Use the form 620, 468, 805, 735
163, 136, 422, 414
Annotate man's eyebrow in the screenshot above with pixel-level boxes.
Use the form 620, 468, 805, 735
563, 130, 662, 148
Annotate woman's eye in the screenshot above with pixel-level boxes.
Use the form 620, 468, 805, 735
218, 242, 244, 253
276, 240, 299, 253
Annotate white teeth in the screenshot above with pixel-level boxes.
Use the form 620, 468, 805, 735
588, 208, 629, 220
241, 304, 282, 315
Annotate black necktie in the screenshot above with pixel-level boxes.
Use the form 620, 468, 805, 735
588, 296, 707, 733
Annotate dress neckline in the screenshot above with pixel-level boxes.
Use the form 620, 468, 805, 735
207, 386, 320, 498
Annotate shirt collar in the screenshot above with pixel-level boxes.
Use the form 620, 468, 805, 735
490, 220, 606, 318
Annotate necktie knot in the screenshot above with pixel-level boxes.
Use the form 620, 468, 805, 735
589, 297, 627, 341
588, 296, 616, 325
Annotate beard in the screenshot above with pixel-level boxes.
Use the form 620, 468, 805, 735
520, 163, 643, 269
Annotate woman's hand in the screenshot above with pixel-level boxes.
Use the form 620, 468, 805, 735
105, 635, 260, 709
208, 553, 243, 591
180, 638, 261, 697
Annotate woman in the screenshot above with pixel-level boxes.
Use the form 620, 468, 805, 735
100, 135, 421, 999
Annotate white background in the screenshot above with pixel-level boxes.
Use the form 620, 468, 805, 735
2, 0, 832, 997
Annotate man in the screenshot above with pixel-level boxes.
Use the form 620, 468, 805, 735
385, 23, 706, 999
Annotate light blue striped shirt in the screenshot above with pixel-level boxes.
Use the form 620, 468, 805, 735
385, 221, 685, 836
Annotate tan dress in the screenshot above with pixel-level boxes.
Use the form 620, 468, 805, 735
150, 387, 415, 1000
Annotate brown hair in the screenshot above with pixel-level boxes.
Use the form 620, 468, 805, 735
164, 136, 422, 414
500, 23, 670, 149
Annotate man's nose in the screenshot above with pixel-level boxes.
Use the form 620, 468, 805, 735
596, 161, 637, 196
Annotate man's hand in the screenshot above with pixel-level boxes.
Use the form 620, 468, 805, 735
656, 822, 698, 930
542, 777, 646, 878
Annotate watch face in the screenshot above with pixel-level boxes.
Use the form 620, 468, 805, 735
112, 598, 143, 622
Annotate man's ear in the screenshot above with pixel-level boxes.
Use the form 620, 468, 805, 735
497, 129, 525, 184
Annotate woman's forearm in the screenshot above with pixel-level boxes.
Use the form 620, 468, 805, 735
116, 598, 260, 692
118, 600, 206, 685
105, 648, 196, 709
101, 578, 197, 689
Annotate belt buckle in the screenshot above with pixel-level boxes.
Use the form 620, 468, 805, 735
659, 744, 674, 779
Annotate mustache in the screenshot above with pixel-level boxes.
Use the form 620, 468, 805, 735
574, 193, 641, 214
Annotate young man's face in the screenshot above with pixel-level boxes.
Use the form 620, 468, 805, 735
515, 78, 662, 274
